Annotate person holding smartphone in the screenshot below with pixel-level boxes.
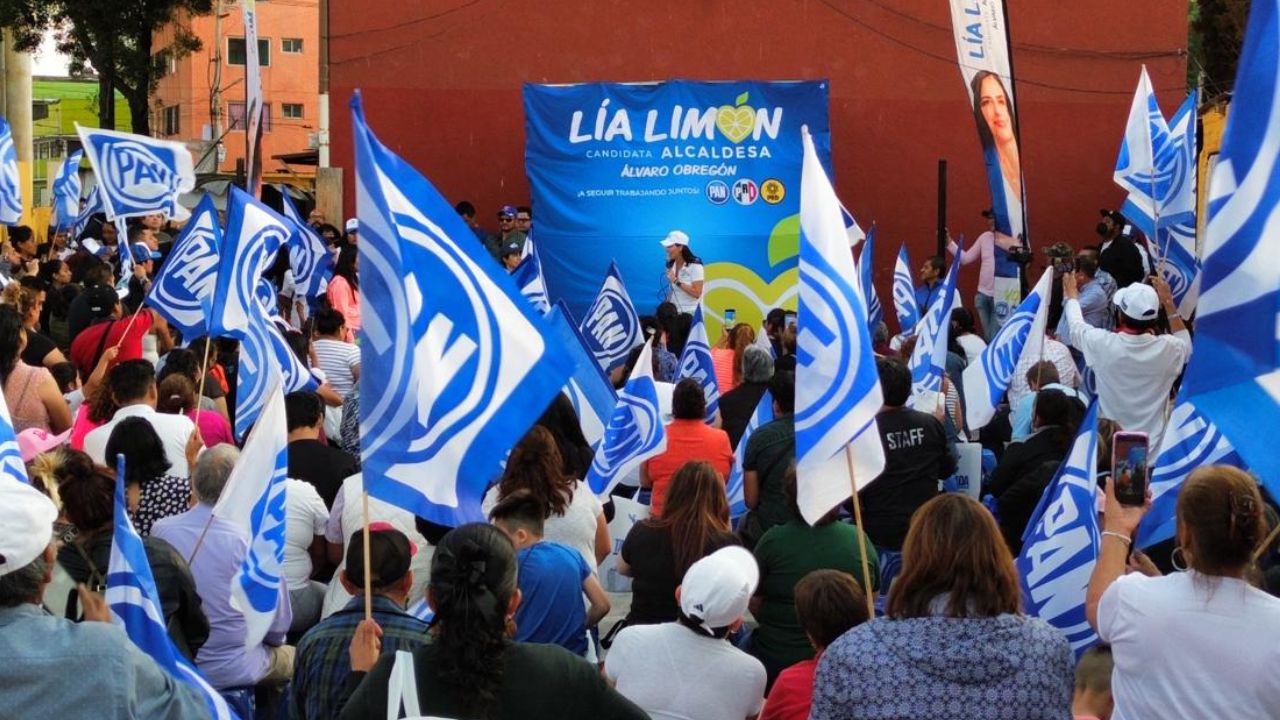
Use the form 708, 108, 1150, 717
661, 231, 704, 315
1061, 273, 1190, 448
1086, 466, 1280, 718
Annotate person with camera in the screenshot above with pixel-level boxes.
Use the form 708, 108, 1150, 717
1095, 210, 1146, 289
1056, 249, 1112, 347
1061, 272, 1189, 448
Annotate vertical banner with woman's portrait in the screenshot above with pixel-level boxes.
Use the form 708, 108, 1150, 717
949, 0, 1026, 321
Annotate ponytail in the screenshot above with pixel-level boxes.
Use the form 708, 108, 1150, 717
429, 524, 518, 719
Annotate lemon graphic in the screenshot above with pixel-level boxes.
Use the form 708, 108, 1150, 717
716, 92, 755, 144
702, 214, 800, 335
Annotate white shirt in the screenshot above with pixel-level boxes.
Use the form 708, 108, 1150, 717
84, 404, 197, 478
1098, 571, 1280, 720
955, 334, 987, 366
1064, 298, 1190, 446
606, 621, 766, 720
282, 479, 329, 590
668, 262, 705, 314
482, 479, 604, 570
1007, 337, 1078, 409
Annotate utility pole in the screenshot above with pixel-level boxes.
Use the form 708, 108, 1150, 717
317, 0, 330, 167
211, 0, 225, 171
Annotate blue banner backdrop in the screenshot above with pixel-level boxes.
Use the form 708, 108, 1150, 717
524, 80, 831, 333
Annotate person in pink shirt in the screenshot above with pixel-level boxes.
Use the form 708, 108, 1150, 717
759, 570, 870, 720
946, 210, 1022, 340
327, 246, 361, 340
156, 374, 234, 448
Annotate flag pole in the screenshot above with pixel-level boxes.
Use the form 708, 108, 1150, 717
361, 490, 373, 622
1252, 519, 1280, 563
844, 446, 877, 619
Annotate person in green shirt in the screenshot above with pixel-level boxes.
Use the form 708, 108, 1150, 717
748, 469, 880, 688
742, 370, 796, 548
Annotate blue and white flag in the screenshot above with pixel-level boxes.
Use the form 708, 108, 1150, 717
352, 92, 573, 527
73, 183, 104, 240
580, 262, 642, 374
893, 243, 920, 335
407, 596, 435, 624
857, 225, 883, 330
794, 126, 884, 522
213, 373, 289, 651
75, 125, 195, 219
676, 303, 721, 423
0, 380, 27, 483
1114, 66, 1174, 209
0, 117, 21, 224
1017, 401, 1101, 659
546, 302, 617, 446
277, 188, 334, 300
1135, 398, 1245, 549
1182, 0, 1280, 501
840, 202, 866, 247
511, 237, 552, 315
962, 268, 1053, 429
51, 150, 84, 228
726, 390, 774, 518
147, 194, 221, 339
106, 456, 237, 719
210, 188, 294, 438
907, 241, 962, 412
585, 340, 667, 496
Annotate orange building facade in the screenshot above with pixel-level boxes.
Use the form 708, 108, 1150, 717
152, 0, 319, 175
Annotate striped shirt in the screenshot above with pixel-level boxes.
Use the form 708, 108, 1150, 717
313, 338, 360, 398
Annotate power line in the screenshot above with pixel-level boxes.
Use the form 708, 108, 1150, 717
327, 0, 482, 41
817, 0, 1188, 96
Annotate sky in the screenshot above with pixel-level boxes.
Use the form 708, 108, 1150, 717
32, 31, 72, 77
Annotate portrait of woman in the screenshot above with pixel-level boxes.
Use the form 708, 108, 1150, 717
970, 70, 1022, 207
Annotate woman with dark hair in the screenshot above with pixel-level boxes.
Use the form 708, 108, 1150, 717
52, 448, 208, 659
482, 425, 609, 568
36, 258, 76, 346
4, 282, 68, 369
326, 245, 361, 339
158, 345, 228, 419
641, 379, 733, 518
104, 416, 192, 537
655, 301, 690, 360
156, 374, 234, 451
536, 393, 594, 480
339, 523, 646, 719
0, 305, 71, 433
810, 494, 1073, 719
970, 70, 1021, 206
619, 461, 738, 626
748, 470, 879, 688
661, 230, 703, 314
1087, 466, 1280, 717
948, 307, 986, 366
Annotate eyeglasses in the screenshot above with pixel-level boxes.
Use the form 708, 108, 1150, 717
515, 216, 531, 222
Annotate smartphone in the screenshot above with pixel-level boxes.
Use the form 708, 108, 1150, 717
785, 311, 797, 327
1111, 431, 1150, 507
724, 308, 736, 324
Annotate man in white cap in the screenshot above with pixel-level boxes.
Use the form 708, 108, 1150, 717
0, 481, 208, 717
661, 230, 704, 315
606, 545, 767, 720
1062, 272, 1190, 446
344, 217, 359, 246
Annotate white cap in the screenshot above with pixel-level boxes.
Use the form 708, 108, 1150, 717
345, 218, 359, 233
1113, 283, 1160, 322
678, 546, 759, 633
0, 481, 58, 578
660, 230, 690, 248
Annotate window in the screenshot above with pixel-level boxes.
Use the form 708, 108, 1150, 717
162, 105, 180, 136
282, 38, 303, 53
227, 102, 273, 132
153, 49, 176, 78
282, 103, 303, 119
227, 37, 271, 67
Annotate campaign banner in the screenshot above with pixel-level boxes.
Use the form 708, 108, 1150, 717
524, 80, 831, 332
949, 0, 1025, 319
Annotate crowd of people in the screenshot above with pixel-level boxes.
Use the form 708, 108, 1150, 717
0, 199, 1278, 720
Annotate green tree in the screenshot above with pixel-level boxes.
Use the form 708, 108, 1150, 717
0, 0, 213, 134
1189, 0, 1252, 98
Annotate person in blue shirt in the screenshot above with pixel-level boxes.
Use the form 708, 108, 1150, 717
914, 255, 946, 313
489, 490, 610, 656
